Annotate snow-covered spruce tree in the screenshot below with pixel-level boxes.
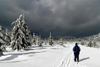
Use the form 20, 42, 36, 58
32, 33, 36, 45
35, 35, 38, 45
29, 33, 33, 45
44, 38, 47, 45
5, 29, 11, 46
0, 26, 6, 56
48, 32, 53, 46
11, 14, 31, 51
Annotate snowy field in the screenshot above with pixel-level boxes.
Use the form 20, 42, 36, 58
0, 42, 100, 67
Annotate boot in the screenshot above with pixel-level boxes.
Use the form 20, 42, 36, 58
77, 57, 79, 62
74, 58, 76, 62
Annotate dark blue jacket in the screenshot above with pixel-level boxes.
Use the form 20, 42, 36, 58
73, 46, 81, 52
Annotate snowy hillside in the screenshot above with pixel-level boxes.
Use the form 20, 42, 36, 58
0, 42, 100, 67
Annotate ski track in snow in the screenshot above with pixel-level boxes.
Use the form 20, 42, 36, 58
59, 51, 72, 67
54, 49, 87, 67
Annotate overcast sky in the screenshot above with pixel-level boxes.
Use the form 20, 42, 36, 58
0, 0, 100, 38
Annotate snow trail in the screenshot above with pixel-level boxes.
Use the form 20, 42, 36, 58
59, 51, 72, 67
54, 44, 87, 67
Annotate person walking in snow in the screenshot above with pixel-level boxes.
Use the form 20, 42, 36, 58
73, 43, 81, 62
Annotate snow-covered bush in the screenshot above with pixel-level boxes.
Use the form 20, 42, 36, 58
88, 40, 92, 47
11, 14, 31, 51
81, 41, 85, 45
36, 36, 43, 46
59, 39, 63, 46
92, 40, 96, 47
87, 38, 99, 48
92, 40, 99, 48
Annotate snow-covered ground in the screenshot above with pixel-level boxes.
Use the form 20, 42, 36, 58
0, 42, 100, 67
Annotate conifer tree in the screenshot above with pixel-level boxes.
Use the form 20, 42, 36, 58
11, 14, 31, 51
0, 26, 6, 55
44, 38, 47, 45
48, 32, 53, 46
5, 29, 11, 46
32, 33, 36, 45
37, 35, 43, 46
29, 33, 33, 45
35, 36, 39, 45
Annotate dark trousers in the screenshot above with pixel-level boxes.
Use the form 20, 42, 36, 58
74, 52, 79, 62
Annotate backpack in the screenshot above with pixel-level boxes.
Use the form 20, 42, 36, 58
74, 46, 79, 52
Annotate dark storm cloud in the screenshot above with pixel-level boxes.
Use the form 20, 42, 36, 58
0, 0, 100, 38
